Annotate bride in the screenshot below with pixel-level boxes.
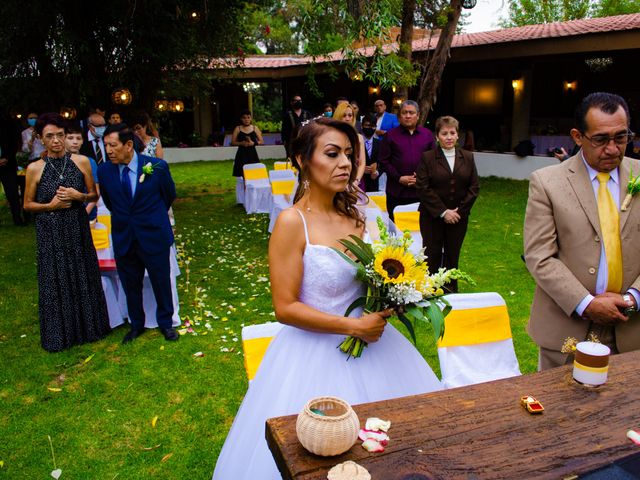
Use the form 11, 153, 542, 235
212, 117, 441, 479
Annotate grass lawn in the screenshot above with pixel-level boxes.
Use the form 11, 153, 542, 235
0, 160, 536, 478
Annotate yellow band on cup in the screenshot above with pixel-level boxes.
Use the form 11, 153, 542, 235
574, 361, 609, 373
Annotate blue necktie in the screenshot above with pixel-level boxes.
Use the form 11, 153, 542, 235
121, 166, 132, 201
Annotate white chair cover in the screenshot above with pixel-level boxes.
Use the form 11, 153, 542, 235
243, 163, 271, 214
392, 202, 423, 255
235, 177, 245, 205
241, 322, 285, 382
95, 204, 181, 329
268, 169, 297, 232
437, 292, 521, 389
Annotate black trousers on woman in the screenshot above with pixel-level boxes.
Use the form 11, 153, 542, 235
420, 213, 469, 293
0, 167, 23, 225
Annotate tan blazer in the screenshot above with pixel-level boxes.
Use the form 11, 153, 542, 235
524, 153, 640, 352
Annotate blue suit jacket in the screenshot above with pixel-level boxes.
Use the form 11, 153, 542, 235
379, 112, 399, 132
98, 154, 176, 258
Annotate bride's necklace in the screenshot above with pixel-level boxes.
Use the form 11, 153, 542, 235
46, 155, 69, 180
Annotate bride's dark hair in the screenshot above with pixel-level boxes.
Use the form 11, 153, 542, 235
291, 117, 363, 226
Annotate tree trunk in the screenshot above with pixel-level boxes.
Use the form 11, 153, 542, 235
397, 0, 416, 100
416, 0, 462, 124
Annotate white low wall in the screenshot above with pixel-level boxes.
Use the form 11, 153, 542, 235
474, 152, 557, 180
165, 147, 557, 180
164, 145, 286, 163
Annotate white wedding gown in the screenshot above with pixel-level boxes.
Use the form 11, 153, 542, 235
212, 210, 442, 479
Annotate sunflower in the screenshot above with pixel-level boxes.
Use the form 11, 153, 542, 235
373, 247, 418, 284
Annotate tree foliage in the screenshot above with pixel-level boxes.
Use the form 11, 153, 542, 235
0, 0, 251, 112
500, 0, 640, 27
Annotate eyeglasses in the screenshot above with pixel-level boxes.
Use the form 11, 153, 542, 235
43, 132, 66, 141
581, 130, 635, 148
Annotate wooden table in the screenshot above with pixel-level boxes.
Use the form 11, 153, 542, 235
266, 350, 640, 479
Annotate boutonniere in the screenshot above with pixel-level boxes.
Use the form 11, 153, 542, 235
139, 162, 158, 183
621, 167, 640, 211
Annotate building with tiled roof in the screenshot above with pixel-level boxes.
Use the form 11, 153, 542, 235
195, 13, 640, 153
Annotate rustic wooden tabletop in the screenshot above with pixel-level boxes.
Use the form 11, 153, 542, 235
266, 350, 640, 479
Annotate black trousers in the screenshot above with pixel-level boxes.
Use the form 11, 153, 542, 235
0, 167, 23, 225
386, 195, 419, 222
420, 212, 469, 293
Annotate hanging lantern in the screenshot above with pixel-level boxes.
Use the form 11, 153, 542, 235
155, 99, 169, 111
462, 0, 477, 8
169, 100, 185, 113
112, 88, 133, 105
59, 106, 77, 120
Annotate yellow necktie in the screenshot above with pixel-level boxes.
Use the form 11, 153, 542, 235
596, 172, 623, 292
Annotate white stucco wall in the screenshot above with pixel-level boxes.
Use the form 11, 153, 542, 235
164, 147, 558, 180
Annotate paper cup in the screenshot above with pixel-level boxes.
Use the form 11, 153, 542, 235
573, 341, 610, 386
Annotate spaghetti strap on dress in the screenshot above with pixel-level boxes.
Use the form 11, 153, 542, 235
212, 208, 442, 479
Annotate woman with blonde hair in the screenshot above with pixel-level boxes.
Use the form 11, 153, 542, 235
333, 102, 366, 190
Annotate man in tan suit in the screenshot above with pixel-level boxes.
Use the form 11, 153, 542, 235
524, 92, 640, 370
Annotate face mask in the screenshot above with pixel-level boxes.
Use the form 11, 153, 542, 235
93, 126, 106, 138
324, 111, 333, 118
27, 118, 36, 127
363, 127, 375, 138
293, 101, 303, 109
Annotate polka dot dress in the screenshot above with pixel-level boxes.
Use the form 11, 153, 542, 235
35, 153, 110, 352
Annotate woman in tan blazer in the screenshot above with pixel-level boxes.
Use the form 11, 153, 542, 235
416, 116, 479, 292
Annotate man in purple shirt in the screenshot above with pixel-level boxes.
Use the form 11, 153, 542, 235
379, 100, 435, 219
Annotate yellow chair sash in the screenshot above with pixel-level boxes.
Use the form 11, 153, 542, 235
244, 168, 268, 180
274, 162, 289, 170
97, 215, 112, 236
243, 336, 276, 381
369, 195, 387, 212
271, 180, 296, 195
91, 228, 110, 250
437, 305, 512, 348
394, 211, 420, 232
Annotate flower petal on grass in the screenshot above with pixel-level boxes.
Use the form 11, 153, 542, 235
141, 444, 162, 451
161, 453, 173, 463
83, 354, 95, 364
51, 469, 62, 479
47, 387, 62, 392
151, 416, 159, 428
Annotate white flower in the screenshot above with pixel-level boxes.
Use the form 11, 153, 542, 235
139, 173, 146, 183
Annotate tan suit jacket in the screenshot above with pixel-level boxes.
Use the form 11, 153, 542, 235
524, 153, 640, 352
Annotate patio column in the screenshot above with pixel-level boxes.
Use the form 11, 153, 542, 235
511, 69, 532, 149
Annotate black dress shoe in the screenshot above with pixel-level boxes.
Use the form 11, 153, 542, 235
122, 328, 145, 344
160, 327, 179, 341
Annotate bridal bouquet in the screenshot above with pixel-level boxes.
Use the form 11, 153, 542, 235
333, 217, 473, 359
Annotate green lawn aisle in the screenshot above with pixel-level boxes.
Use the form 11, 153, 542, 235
0, 160, 536, 478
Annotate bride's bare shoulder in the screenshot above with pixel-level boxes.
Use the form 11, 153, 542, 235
271, 207, 305, 238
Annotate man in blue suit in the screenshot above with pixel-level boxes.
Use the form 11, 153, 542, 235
373, 99, 399, 138
98, 123, 178, 343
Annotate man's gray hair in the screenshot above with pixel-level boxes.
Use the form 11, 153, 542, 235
400, 100, 419, 112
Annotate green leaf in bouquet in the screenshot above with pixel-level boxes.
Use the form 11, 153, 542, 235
339, 235, 374, 264
425, 301, 446, 341
354, 264, 368, 282
344, 296, 367, 317
397, 311, 417, 345
337, 238, 370, 265
405, 304, 426, 323
331, 248, 359, 269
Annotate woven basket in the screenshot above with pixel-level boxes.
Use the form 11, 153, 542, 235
296, 396, 360, 456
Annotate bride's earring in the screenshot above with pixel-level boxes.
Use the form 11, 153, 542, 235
303, 179, 310, 191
